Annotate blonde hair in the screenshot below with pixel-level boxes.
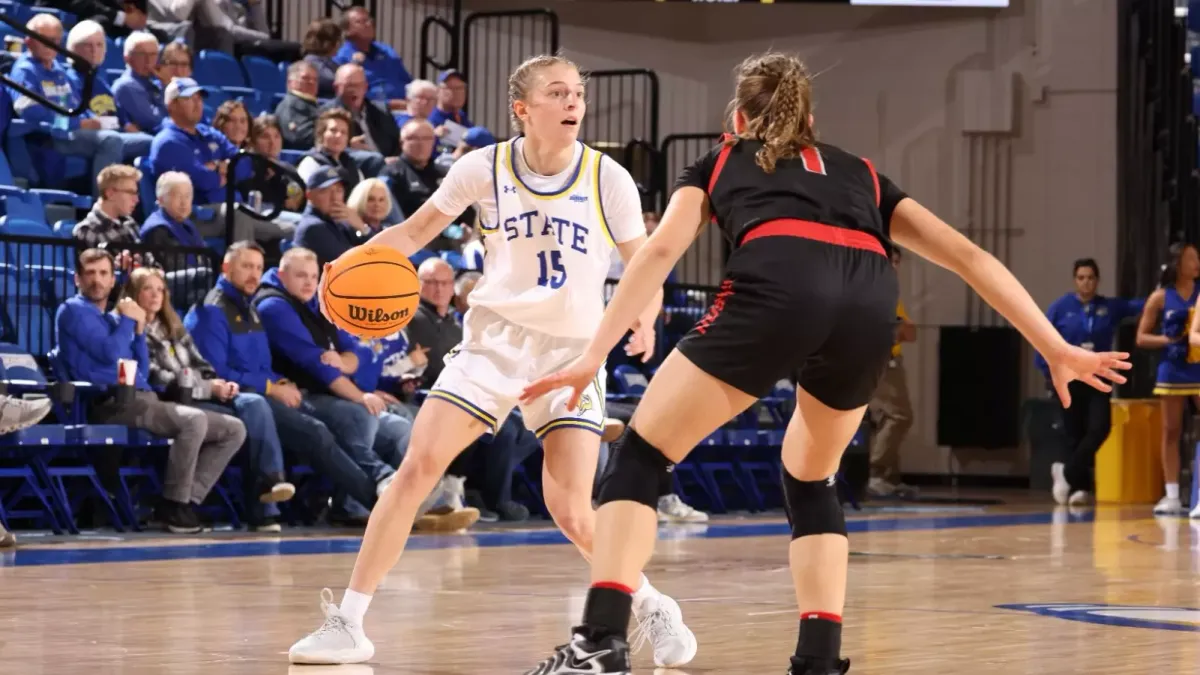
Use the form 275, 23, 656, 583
123, 267, 186, 340
280, 247, 318, 270
97, 164, 142, 196
724, 52, 816, 174
507, 53, 585, 134
346, 178, 391, 218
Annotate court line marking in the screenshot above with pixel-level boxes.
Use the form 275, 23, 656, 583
0, 510, 1096, 568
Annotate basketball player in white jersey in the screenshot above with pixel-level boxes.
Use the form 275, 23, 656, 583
288, 54, 697, 668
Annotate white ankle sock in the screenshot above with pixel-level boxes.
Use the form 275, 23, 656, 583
1166, 483, 1180, 500
632, 575, 656, 607
340, 589, 372, 625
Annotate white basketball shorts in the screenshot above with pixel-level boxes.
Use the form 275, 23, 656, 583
426, 305, 607, 438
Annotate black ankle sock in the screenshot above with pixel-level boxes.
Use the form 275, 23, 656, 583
579, 584, 634, 641
795, 613, 842, 661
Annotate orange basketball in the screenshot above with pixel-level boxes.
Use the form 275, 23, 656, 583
321, 245, 421, 339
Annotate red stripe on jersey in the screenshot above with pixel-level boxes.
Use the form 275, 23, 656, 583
708, 138, 734, 195
742, 218, 887, 257
862, 157, 880, 207
800, 146, 826, 175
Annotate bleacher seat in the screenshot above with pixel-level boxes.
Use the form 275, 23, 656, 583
612, 364, 648, 395
195, 50, 248, 88
242, 55, 286, 99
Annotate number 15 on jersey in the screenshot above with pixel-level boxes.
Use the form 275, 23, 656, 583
537, 250, 567, 289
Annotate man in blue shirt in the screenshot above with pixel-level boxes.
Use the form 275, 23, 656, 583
335, 6, 411, 111
112, 31, 169, 135
54, 248, 244, 533
185, 241, 387, 521
292, 166, 367, 269
8, 13, 137, 196
427, 69, 472, 131
147, 77, 295, 244
1035, 258, 1145, 506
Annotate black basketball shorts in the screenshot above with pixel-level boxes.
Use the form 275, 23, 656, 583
675, 219, 899, 410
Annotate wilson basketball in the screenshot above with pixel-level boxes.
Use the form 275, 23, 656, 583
321, 245, 420, 339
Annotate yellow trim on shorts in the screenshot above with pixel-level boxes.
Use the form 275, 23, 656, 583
535, 417, 605, 439
426, 390, 498, 430
1153, 383, 1200, 396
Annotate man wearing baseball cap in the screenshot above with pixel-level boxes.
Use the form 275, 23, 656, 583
428, 69, 472, 129
147, 77, 295, 245
435, 125, 497, 172
293, 166, 367, 269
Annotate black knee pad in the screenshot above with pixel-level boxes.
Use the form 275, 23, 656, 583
596, 428, 675, 509
782, 471, 847, 539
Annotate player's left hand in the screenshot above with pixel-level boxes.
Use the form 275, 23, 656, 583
626, 320, 655, 363
519, 354, 603, 411
1048, 344, 1132, 407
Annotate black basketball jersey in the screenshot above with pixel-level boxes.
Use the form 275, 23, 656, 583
673, 136, 908, 251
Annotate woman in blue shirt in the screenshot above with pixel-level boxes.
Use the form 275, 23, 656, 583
1136, 243, 1200, 516
1038, 259, 1143, 506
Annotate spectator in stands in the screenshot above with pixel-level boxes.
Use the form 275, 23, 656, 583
247, 114, 305, 214
156, 40, 192, 84
37, 0, 192, 42
149, 0, 297, 61
301, 17, 342, 99
184, 242, 393, 524
276, 60, 320, 150
10, 14, 128, 196
335, 6, 410, 111
212, 99, 251, 150
74, 164, 158, 269
429, 69, 472, 131
435, 125, 496, 172
55, 248, 245, 533
123, 266, 295, 531
383, 119, 445, 220
292, 167, 366, 273
406, 258, 460, 386
253, 247, 411, 500
346, 177, 395, 234
296, 108, 363, 192
68, 20, 156, 160
323, 63, 399, 165
394, 79, 437, 129
140, 171, 205, 261
867, 247, 918, 500
113, 31, 169, 135
148, 77, 294, 244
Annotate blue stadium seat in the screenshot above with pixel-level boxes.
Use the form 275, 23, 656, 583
103, 36, 125, 73
195, 50, 248, 88
242, 55, 286, 98
279, 149, 307, 166
612, 364, 648, 395
52, 219, 75, 238
440, 249, 465, 270
409, 248, 437, 268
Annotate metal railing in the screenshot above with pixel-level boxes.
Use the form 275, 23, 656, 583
0, 236, 220, 359
0, 13, 94, 118
461, 9, 560, 138
603, 279, 720, 364
657, 133, 726, 285
580, 69, 660, 153
222, 150, 306, 246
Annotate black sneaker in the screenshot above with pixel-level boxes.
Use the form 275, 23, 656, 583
524, 631, 631, 674
156, 500, 202, 534
789, 656, 851, 674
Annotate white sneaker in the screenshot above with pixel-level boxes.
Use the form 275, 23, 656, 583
376, 472, 396, 498
1051, 463, 1069, 505
1154, 496, 1184, 515
629, 591, 697, 668
0, 396, 52, 435
1190, 502, 1200, 520
288, 588, 374, 664
657, 494, 709, 523
1067, 490, 1091, 506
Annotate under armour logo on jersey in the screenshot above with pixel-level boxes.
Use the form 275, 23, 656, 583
503, 185, 518, 193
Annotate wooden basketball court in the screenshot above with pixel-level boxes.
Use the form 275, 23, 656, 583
1, 498, 1197, 673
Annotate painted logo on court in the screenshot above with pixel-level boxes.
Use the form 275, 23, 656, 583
996, 603, 1200, 632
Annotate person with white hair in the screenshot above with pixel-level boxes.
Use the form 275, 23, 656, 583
139, 171, 206, 266
393, 78, 437, 128
112, 31, 169, 134
65, 20, 155, 158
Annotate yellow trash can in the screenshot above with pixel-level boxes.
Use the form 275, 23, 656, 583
1094, 399, 1164, 504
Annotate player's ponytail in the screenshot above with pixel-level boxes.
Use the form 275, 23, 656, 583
725, 52, 817, 174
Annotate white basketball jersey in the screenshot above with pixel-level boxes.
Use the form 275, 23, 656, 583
468, 139, 618, 339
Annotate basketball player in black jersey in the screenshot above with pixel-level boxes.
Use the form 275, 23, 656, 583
519, 52, 1131, 675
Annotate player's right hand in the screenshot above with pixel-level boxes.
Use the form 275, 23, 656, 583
1047, 344, 1132, 407
520, 354, 602, 411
